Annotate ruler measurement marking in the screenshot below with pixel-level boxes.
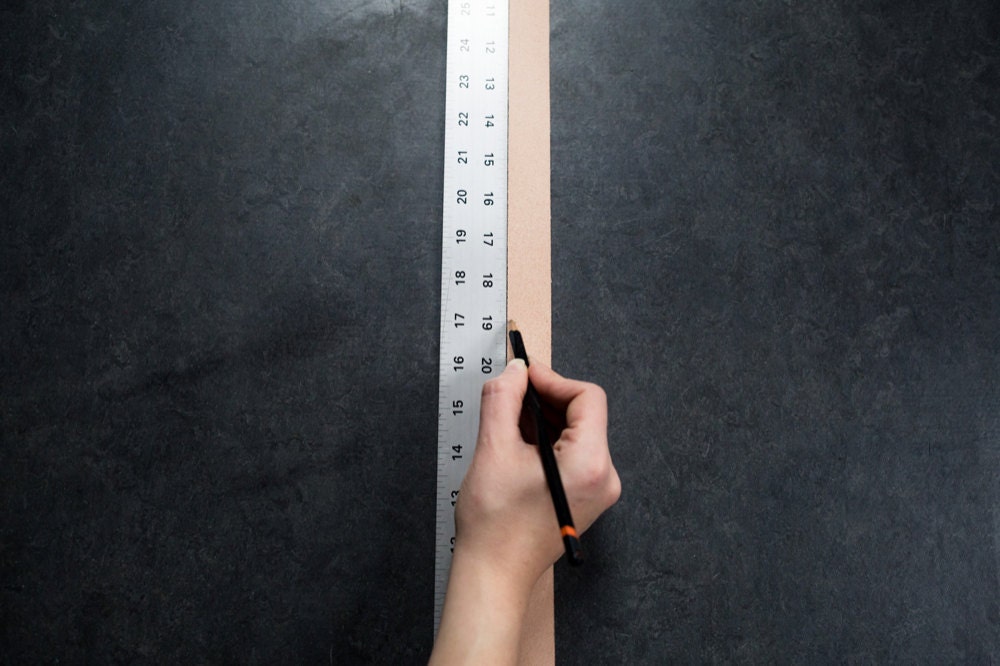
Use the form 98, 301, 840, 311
434, 0, 509, 636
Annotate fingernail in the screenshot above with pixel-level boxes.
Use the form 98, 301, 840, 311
508, 358, 527, 372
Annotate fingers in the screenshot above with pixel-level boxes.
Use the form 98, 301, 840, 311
525, 361, 586, 409
529, 361, 608, 433
477, 358, 529, 448
526, 361, 619, 532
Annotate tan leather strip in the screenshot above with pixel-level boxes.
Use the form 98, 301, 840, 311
508, 0, 551, 367
508, 0, 554, 662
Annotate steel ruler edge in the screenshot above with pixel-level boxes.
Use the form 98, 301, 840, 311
434, 0, 510, 636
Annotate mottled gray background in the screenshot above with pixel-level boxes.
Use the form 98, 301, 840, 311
2, 0, 998, 663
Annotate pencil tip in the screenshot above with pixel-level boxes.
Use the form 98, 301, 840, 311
507, 319, 518, 332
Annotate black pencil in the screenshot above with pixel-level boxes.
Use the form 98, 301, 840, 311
508, 321, 584, 567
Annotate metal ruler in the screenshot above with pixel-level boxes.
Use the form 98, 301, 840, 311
434, 0, 509, 635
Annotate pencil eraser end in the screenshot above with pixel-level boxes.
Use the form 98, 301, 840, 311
564, 535, 584, 567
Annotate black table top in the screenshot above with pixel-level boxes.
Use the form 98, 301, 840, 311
3, 1, 998, 662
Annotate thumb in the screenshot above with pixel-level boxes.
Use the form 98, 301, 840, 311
477, 358, 528, 448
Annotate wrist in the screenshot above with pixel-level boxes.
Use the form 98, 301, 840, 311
451, 542, 541, 603
430, 546, 538, 665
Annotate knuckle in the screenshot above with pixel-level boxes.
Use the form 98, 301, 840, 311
585, 382, 608, 407
606, 468, 622, 505
575, 456, 621, 507
580, 456, 611, 491
480, 374, 506, 398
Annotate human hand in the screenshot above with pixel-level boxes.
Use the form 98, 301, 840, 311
454, 357, 621, 591
430, 359, 620, 664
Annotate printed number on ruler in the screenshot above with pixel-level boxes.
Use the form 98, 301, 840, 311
434, 0, 509, 635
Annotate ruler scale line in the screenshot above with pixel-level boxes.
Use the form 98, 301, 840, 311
434, 0, 510, 636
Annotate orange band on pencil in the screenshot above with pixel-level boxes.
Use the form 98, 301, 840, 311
560, 526, 578, 538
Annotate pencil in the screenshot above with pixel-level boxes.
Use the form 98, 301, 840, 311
507, 321, 584, 567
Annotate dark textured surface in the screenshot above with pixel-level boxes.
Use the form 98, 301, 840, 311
2, 2, 443, 662
551, 2, 1000, 663
2, 0, 998, 663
